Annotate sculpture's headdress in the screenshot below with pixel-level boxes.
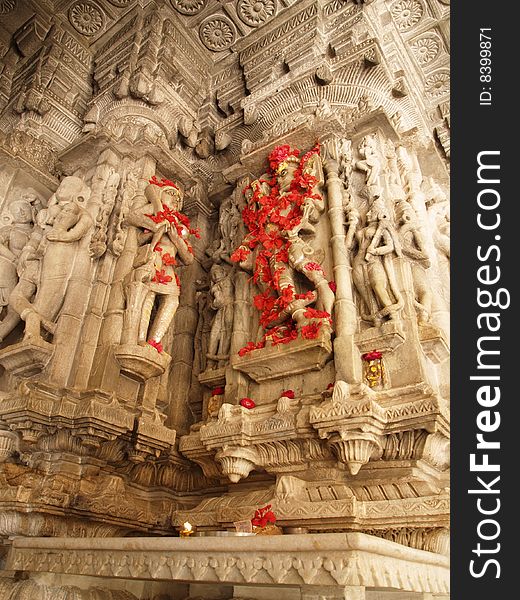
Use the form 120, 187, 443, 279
268, 144, 300, 175
149, 176, 178, 189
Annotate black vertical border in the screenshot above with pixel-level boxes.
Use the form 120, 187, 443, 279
451, 1, 515, 597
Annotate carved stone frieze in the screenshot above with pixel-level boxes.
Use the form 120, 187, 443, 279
6, 533, 450, 593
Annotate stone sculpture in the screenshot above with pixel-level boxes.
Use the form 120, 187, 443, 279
123, 177, 196, 351
356, 134, 383, 199
396, 200, 432, 323
206, 263, 235, 368
1, 177, 92, 342
0, 3, 451, 595
342, 189, 360, 250
352, 198, 403, 324
0, 199, 35, 339
232, 144, 335, 350
12, 201, 93, 341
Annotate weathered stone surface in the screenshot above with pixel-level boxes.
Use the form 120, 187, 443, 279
0, 1, 450, 597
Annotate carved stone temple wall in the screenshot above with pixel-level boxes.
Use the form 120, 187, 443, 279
0, 1, 449, 599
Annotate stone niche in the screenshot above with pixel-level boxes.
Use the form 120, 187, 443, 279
0, 0, 450, 598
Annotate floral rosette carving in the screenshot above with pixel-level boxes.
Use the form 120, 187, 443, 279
390, 0, 424, 31
170, 0, 207, 15
426, 71, 450, 98
107, 0, 134, 7
237, 0, 277, 27
68, 1, 105, 36
199, 16, 236, 52
231, 143, 334, 357
411, 35, 441, 65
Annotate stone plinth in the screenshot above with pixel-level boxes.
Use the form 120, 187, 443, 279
0, 339, 54, 377
114, 344, 171, 380
6, 533, 449, 595
232, 335, 332, 382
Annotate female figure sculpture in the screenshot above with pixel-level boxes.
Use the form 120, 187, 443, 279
396, 201, 432, 324
13, 201, 93, 340
0, 200, 35, 341
123, 177, 196, 351
352, 199, 403, 325
206, 263, 235, 368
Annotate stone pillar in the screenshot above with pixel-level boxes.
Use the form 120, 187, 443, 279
322, 136, 363, 385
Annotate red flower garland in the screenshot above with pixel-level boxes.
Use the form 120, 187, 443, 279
304, 262, 323, 272
301, 321, 322, 340
280, 389, 295, 399
162, 253, 177, 266
232, 143, 330, 357
211, 386, 225, 396
149, 175, 178, 189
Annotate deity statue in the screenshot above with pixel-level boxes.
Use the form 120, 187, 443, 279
122, 177, 196, 351
207, 193, 243, 264
12, 201, 93, 341
396, 201, 432, 324
342, 189, 360, 251
1, 177, 92, 343
0, 199, 35, 340
356, 134, 383, 199
352, 198, 403, 325
231, 143, 334, 349
206, 263, 235, 368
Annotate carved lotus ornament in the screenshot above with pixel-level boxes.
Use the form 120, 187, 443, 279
426, 71, 450, 98
69, 2, 105, 36
411, 35, 441, 65
237, 0, 277, 27
390, 0, 424, 31
171, 0, 207, 15
199, 16, 236, 51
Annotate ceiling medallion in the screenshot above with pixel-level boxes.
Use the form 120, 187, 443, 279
237, 0, 277, 27
390, 0, 424, 32
411, 35, 440, 65
68, 2, 105, 36
170, 0, 207, 16
106, 0, 134, 7
199, 15, 236, 52
426, 70, 450, 98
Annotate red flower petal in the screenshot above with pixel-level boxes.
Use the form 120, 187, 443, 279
301, 321, 322, 340
240, 398, 256, 409
152, 269, 173, 285
147, 339, 163, 353
362, 350, 383, 361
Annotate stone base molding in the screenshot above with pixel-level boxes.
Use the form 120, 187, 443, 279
6, 533, 449, 595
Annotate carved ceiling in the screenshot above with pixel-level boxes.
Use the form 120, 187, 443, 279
1, 0, 303, 58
